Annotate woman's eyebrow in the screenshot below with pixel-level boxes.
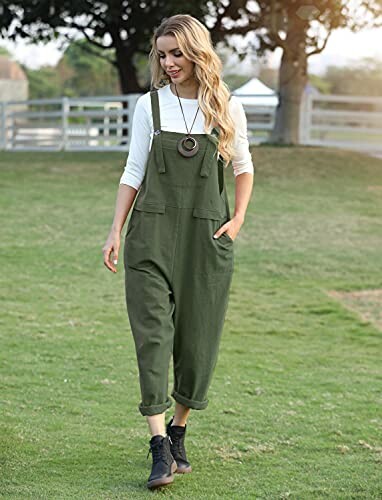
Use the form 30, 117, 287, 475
157, 48, 180, 53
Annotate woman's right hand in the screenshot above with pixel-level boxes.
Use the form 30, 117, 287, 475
102, 229, 121, 273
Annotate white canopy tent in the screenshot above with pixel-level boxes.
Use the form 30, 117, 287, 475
232, 78, 278, 108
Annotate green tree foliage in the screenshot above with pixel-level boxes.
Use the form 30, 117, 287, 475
57, 40, 119, 97
0, 46, 11, 56
23, 66, 60, 99
324, 58, 382, 96
23, 40, 124, 98
308, 74, 332, 95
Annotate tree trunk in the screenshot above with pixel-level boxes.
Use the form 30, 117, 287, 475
270, 17, 308, 144
115, 46, 142, 95
114, 45, 144, 144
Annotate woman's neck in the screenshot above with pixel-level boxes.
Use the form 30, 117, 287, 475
170, 81, 199, 100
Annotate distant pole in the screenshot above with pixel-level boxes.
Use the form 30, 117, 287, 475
0, 102, 6, 150
62, 97, 69, 151
299, 90, 307, 144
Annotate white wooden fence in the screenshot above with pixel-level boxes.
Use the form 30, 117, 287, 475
0, 94, 140, 151
300, 93, 382, 155
0, 93, 381, 154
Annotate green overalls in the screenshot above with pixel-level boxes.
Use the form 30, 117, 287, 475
123, 89, 234, 416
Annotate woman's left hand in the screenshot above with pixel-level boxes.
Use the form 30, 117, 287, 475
213, 214, 244, 242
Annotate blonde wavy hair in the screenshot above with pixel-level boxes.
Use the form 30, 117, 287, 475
148, 14, 236, 168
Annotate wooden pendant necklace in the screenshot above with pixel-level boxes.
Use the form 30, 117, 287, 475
174, 84, 200, 158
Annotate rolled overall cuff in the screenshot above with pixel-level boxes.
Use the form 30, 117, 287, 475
171, 390, 209, 410
138, 396, 172, 416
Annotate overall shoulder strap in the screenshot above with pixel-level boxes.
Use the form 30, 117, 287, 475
150, 89, 161, 132
149, 89, 166, 173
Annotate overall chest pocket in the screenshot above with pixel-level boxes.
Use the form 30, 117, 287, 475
125, 201, 165, 239
130, 201, 166, 242
134, 201, 166, 214
192, 208, 234, 245
124, 201, 166, 270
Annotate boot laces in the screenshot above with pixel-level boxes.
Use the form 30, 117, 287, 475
147, 438, 170, 464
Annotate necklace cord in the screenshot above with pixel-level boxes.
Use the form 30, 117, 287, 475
174, 84, 200, 136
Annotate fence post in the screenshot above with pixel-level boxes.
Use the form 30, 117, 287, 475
62, 97, 69, 150
299, 91, 307, 145
126, 95, 139, 147
126, 96, 132, 146
0, 102, 6, 150
301, 91, 313, 146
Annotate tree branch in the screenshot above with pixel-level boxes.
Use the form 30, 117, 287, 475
215, 0, 247, 30
306, 29, 331, 57
62, 33, 117, 67
68, 21, 113, 50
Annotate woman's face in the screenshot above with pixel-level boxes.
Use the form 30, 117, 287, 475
156, 35, 195, 84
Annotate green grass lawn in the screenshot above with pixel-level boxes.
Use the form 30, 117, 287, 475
0, 147, 381, 499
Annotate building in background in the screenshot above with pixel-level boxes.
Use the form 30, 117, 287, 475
0, 55, 28, 102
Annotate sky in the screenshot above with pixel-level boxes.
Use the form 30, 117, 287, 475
1, 26, 382, 75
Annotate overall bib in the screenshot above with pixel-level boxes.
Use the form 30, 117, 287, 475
123, 89, 234, 416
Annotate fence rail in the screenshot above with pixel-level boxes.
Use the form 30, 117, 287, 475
1, 93, 382, 154
300, 93, 382, 155
0, 95, 140, 152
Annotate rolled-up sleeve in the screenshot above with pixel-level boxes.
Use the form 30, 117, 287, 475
119, 95, 151, 190
230, 96, 255, 177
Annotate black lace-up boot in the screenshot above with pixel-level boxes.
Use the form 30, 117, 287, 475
146, 434, 177, 489
166, 417, 192, 473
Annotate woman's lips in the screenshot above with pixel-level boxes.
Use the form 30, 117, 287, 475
168, 70, 181, 77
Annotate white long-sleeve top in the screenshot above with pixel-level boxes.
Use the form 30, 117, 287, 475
119, 83, 254, 190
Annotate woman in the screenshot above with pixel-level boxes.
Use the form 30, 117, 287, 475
102, 14, 254, 490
